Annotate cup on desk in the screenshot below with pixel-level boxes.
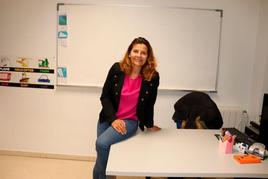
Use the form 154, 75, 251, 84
219, 133, 235, 154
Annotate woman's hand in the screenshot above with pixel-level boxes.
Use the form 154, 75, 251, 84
112, 119, 127, 135
147, 125, 161, 132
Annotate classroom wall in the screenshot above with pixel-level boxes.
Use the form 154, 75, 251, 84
248, 0, 268, 121
0, 0, 266, 156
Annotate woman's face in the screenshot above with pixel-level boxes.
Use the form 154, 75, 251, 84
129, 43, 148, 68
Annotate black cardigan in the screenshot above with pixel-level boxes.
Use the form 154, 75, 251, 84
99, 62, 159, 131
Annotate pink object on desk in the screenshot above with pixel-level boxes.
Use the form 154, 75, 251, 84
219, 136, 235, 154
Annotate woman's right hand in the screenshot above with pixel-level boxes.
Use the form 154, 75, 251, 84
147, 125, 161, 132
112, 119, 127, 135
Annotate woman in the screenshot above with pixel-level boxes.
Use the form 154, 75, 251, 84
93, 37, 161, 179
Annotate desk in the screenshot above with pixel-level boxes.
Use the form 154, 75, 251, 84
106, 129, 268, 178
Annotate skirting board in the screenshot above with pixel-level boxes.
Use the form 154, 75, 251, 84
0, 150, 96, 162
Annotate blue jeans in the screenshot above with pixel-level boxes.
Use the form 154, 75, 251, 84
93, 119, 139, 179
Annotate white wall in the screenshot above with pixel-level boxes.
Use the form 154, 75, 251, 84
0, 0, 265, 156
248, 0, 268, 122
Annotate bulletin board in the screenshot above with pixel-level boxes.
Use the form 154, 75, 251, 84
57, 4, 222, 91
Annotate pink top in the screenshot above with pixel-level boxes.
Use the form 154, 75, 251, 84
116, 75, 142, 120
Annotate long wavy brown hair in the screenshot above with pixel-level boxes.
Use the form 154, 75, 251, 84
119, 37, 157, 81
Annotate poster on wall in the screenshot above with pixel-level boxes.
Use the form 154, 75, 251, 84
57, 66, 67, 84
57, 13, 68, 47
0, 56, 55, 89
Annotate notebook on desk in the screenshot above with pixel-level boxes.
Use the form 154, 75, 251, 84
225, 127, 255, 146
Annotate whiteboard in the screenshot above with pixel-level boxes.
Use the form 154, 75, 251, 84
57, 4, 222, 91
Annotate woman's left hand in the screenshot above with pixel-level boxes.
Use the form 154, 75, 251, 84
147, 125, 161, 132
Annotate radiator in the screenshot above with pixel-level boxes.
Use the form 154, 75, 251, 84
219, 107, 249, 132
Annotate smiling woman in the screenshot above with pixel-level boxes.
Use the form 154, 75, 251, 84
129, 44, 148, 70
93, 37, 161, 179
120, 37, 157, 81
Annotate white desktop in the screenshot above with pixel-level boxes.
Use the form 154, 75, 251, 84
106, 129, 268, 178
